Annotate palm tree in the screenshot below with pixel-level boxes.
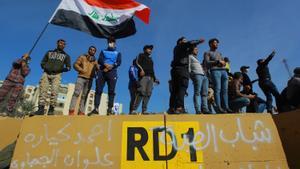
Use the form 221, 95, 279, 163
19, 100, 36, 116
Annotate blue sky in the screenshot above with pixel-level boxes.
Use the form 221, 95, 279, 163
0, 0, 299, 113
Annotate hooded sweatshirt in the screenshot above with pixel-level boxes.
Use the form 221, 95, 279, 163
41, 49, 71, 74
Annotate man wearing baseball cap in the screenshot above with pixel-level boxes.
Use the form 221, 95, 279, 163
131, 45, 159, 114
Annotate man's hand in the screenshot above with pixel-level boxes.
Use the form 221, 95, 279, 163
79, 68, 87, 74
21, 60, 27, 66
270, 50, 276, 57
104, 63, 113, 69
103, 68, 109, 72
248, 94, 256, 99
199, 38, 205, 44
140, 70, 145, 77
95, 64, 100, 70
62, 67, 70, 72
154, 79, 160, 85
219, 60, 226, 66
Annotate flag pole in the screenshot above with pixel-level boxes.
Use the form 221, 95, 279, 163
28, 22, 50, 55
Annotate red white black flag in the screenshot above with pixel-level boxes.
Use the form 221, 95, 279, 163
49, 0, 150, 39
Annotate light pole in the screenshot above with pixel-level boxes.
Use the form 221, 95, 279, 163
282, 58, 292, 78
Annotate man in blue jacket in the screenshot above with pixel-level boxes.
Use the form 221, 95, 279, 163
89, 37, 121, 116
128, 59, 139, 114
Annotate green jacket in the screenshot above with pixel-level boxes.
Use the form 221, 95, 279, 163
41, 49, 71, 74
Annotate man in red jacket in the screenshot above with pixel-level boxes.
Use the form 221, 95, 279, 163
0, 54, 31, 117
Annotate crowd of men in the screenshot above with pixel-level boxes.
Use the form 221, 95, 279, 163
0, 37, 299, 117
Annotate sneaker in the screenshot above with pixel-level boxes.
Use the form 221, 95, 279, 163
174, 108, 186, 114
78, 112, 85, 116
226, 108, 234, 113
203, 110, 212, 114
167, 108, 175, 114
48, 106, 55, 116
195, 111, 202, 115
88, 109, 99, 116
141, 111, 150, 115
216, 107, 227, 114
69, 109, 75, 116
129, 110, 138, 115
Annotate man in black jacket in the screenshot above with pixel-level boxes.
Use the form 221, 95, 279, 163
33, 39, 71, 116
168, 37, 205, 114
256, 50, 281, 113
131, 45, 159, 114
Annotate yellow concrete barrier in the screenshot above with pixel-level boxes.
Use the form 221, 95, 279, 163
273, 110, 300, 169
7, 114, 289, 169
0, 117, 23, 150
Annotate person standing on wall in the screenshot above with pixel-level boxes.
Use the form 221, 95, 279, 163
188, 46, 211, 114
203, 38, 232, 113
0, 54, 31, 117
131, 45, 159, 114
256, 50, 281, 113
128, 58, 139, 114
89, 37, 121, 116
32, 39, 71, 116
69, 46, 98, 116
169, 37, 205, 114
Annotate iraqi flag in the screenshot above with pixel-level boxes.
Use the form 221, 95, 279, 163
49, 0, 150, 39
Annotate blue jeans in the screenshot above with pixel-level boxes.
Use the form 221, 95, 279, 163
259, 80, 280, 112
211, 70, 229, 112
191, 74, 209, 113
229, 97, 250, 112
257, 103, 267, 113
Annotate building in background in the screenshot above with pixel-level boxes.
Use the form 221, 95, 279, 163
1, 80, 122, 115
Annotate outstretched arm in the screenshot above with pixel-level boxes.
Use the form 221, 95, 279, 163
181, 38, 205, 49
262, 50, 276, 66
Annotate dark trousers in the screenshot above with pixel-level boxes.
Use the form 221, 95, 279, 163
259, 79, 281, 112
133, 76, 154, 112
129, 82, 137, 113
0, 80, 23, 112
94, 71, 117, 110
169, 68, 189, 110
